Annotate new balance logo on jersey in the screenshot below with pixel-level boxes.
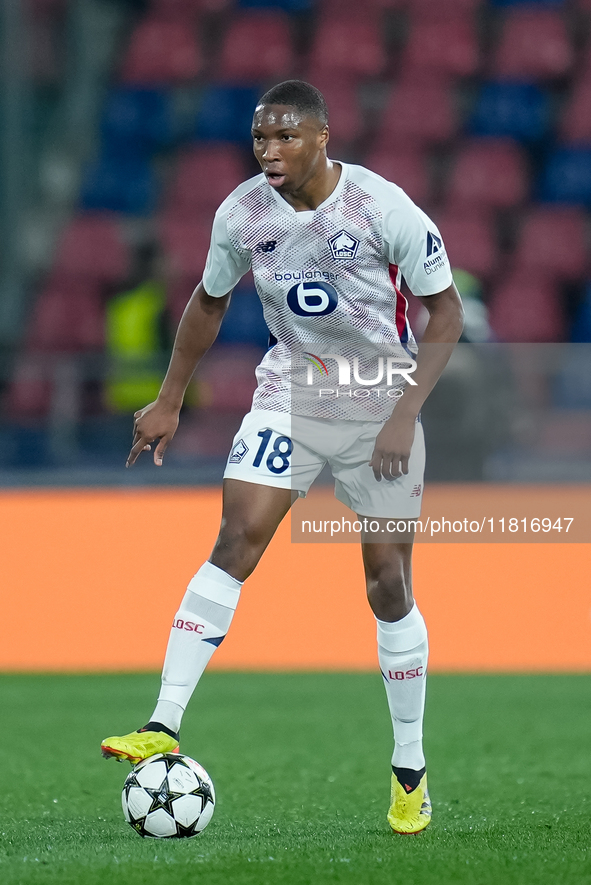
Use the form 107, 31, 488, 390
328, 230, 360, 260
426, 232, 442, 257
254, 239, 277, 253
229, 439, 248, 463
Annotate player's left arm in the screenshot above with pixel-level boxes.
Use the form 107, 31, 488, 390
369, 283, 464, 481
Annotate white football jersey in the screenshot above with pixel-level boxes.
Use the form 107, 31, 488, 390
202, 162, 453, 420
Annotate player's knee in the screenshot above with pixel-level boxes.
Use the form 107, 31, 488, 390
219, 519, 269, 550
211, 521, 269, 577
366, 566, 412, 621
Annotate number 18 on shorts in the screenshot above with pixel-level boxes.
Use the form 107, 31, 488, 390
223, 409, 426, 519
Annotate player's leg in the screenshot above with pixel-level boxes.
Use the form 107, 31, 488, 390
151, 478, 294, 723
361, 535, 430, 834
209, 478, 298, 580
101, 479, 293, 762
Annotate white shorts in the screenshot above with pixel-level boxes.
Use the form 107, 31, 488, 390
223, 409, 425, 518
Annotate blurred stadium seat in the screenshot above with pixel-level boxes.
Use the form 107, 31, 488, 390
308, 18, 386, 79
217, 282, 270, 347
435, 209, 498, 279
552, 348, 591, 410
53, 216, 130, 282
4, 354, 52, 419
571, 283, 591, 342
513, 207, 588, 281
402, 16, 479, 78
100, 88, 176, 157
406, 0, 481, 10
559, 80, 591, 144
26, 278, 105, 352
490, 0, 566, 6
80, 156, 158, 214
540, 148, 591, 205
579, 42, 591, 81
378, 79, 459, 146
148, 0, 204, 19
164, 144, 248, 217
491, 9, 573, 80
470, 82, 551, 142
196, 346, 263, 410
447, 139, 529, 209
26, 0, 66, 10
195, 85, 261, 142
488, 272, 566, 342
120, 17, 202, 84
238, 0, 313, 9
308, 78, 363, 150
217, 12, 295, 83
318, 0, 407, 12
158, 215, 212, 278
196, 0, 236, 8
364, 148, 431, 206
27, 0, 63, 84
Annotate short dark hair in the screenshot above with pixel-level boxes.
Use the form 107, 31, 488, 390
257, 80, 328, 127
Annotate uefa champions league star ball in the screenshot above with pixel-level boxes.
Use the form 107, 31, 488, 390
122, 753, 215, 838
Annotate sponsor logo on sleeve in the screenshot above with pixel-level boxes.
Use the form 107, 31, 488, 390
426, 232, 442, 257
424, 231, 447, 274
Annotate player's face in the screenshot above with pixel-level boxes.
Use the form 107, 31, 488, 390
251, 104, 329, 194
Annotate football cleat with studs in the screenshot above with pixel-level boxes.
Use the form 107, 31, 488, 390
101, 722, 180, 764
387, 766, 431, 834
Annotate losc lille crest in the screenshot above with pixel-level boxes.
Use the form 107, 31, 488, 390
328, 230, 360, 260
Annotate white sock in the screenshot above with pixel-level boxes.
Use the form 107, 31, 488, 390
377, 604, 428, 771
150, 561, 242, 733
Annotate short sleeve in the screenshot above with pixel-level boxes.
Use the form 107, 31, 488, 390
202, 206, 251, 297
383, 196, 453, 297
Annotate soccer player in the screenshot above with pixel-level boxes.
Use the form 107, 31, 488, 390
101, 81, 464, 834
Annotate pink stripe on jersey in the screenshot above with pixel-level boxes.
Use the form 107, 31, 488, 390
389, 263, 409, 343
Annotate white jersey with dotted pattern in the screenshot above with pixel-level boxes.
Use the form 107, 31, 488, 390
202, 162, 453, 421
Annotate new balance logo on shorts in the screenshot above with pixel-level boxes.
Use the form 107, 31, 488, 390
229, 439, 248, 463
410, 484, 422, 497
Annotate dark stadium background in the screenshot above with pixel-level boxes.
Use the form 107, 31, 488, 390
1, 5, 591, 883
1, 0, 591, 484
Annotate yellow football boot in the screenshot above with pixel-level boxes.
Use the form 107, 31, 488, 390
387, 767, 431, 834
101, 723, 179, 764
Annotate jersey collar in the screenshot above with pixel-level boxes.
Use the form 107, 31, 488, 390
267, 161, 348, 215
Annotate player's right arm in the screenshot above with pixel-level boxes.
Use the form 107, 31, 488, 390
126, 282, 231, 467
127, 185, 254, 467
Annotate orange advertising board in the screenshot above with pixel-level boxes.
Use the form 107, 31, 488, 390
0, 486, 589, 672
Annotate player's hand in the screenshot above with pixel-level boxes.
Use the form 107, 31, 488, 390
369, 414, 416, 481
126, 400, 180, 468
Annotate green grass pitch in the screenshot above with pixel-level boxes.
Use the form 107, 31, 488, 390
1, 672, 590, 885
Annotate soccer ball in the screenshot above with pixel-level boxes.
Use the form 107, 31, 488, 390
121, 753, 215, 838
